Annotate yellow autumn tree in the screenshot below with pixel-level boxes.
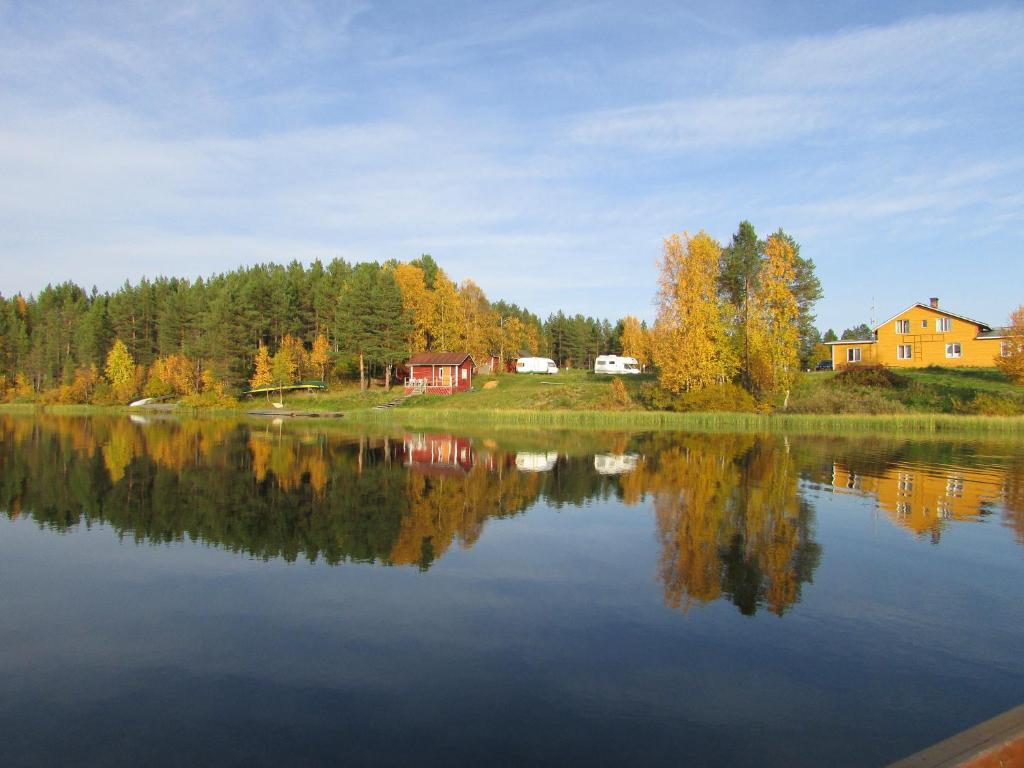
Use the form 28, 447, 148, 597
994, 305, 1024, 384
278, 334, 308, 379
620, 315, 650, 370
309, 333, 331, 381
250, 343, 273, 400
429, 270, 464, 351
104, 338, 136, 402
392, 262, 431, 353
747, 234, 800, 406
458, 279, 494, 362
496, 315, 525, 371
652, 231, 735, 393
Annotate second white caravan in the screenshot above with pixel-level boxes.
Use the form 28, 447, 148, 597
516, 357, 559, 374
594, 355, 641, 374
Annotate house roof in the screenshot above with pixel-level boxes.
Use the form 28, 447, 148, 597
825, 339, 876, 345
875, 303, 992, 332
976, 328, 1012, 340
408, 352, 475, 365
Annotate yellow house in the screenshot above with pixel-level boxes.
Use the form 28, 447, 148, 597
828, 298, 1011, 369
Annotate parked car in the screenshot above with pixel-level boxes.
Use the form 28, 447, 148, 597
814, 360, 833, 371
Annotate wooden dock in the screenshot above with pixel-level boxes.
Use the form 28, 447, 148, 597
889, 703, 1024, 767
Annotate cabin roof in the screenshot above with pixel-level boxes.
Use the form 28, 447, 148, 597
408, 352, 474, 365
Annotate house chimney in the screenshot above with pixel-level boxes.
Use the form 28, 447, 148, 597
929, 297, 939, 309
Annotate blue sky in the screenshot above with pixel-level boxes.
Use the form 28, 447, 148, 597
1, 1, 1021, 332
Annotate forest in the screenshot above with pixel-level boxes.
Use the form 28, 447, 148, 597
0, 222, 832, 406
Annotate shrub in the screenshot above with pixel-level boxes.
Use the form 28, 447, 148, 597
787, 387, 908, 414
959, 393, 1024, 416
610, 378, 632, 407
833, 365, 909, 389
634, 381, 757, 412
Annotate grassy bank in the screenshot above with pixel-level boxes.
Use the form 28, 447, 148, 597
5, 367, 1023, 434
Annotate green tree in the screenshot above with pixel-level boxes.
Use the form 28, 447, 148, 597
841, 324, 873, 340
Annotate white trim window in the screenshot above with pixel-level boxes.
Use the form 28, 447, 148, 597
897, 344, 912, 360
936, 317, 952, 332
895, 319, 910, 334
847, 348, 862, 363
945, 342, 962, 359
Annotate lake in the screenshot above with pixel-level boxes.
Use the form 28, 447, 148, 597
1, 414, 1022, 766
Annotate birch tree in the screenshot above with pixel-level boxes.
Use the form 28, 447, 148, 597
652, 231, 734, 394
747, 234, 800, 407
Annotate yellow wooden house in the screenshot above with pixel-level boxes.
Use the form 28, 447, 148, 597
828, 298, 1011, 369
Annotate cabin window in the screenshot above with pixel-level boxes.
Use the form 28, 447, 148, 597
461, 368, 467, 380
945, 342, 962, 358
921, 320, 928, 328
895, 320, 909, 334
897, 344, 912, 360
937, 317, 951, 332
847, 348, 861, 363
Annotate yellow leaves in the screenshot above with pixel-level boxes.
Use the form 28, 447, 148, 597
392, 263, 431, 353
995, 305, 1024, 384
146, 354, 198, 398
620, 315, 650, 368
250, 343, 273, 390
104, 338, 136, 402
309, 334, 330, 380
652, 231, 735, 394
747, 234, 800, 401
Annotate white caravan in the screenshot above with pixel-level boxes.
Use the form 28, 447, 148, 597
516, 357, 559, 374
515, 452, 559, 472
594, 355, 641, 375
593, 453, 641, 476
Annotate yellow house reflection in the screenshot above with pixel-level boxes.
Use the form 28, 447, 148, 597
830, 463, 1005, 542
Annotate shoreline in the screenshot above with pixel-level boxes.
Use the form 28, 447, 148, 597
4, 402, 1024, 435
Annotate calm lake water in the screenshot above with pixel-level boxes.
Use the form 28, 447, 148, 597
1, 414, 1022, 767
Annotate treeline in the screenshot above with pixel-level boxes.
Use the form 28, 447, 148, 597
0, 220, 825, 405
0, 254, 631, 402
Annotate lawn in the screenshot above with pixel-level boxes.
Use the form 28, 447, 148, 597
790, 366, 1023, 414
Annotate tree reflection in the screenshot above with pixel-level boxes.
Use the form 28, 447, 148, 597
2, 415, 1020, 617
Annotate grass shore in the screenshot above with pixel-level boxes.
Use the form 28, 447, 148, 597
6, 402, 1024, 435
4, 368, 1022, 435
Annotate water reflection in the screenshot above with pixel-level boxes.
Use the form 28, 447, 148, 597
1, 415, 1022, 617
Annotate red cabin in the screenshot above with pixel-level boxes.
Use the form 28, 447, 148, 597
404, 352, 476, 395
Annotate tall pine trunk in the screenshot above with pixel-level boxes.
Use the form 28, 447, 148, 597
359, 352, 365, 391
385, 363, 392, 391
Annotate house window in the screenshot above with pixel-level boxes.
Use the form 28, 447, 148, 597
461, 368, 467, 380
921, 319, 928, 328
895, 320, 910, 334
897, 344, 912, 360
945, 342, 962, 358
847, 348, 862, 363
937, 317, 951, 332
